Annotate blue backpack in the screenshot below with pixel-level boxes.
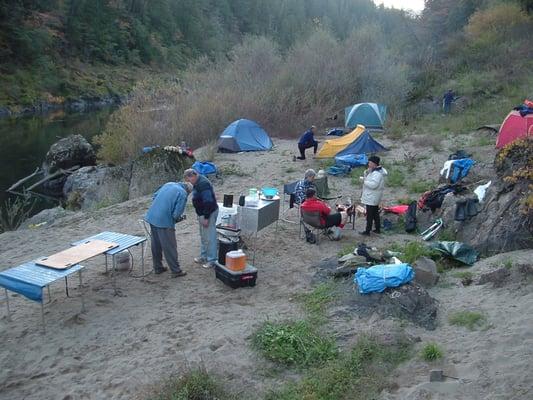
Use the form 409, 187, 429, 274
192, 161, 217, 176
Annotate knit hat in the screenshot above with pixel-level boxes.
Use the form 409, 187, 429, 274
368, 155, 380, 165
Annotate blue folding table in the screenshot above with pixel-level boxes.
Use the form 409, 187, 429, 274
71, 231, 147, 292
0, 261, 85, 332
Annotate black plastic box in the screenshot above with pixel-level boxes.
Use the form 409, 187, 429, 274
215, 262, 257, 289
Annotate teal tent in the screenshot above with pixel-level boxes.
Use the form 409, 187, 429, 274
217, 119, 273, 152
345, 103, 387, 129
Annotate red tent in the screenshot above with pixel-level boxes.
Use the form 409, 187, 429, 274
496, 111, 533, 148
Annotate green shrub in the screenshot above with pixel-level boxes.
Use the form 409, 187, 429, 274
408, 180, 435, 194
391, 241, 439, 264
0, 196, 36, 232
453, 271, 473, 280
421, 342, 443, 361
219, 163, 249, 177
448, 310, 487, 330
300, 283, 337, 322
147, 368, 233, 400
265, 336, 412, 400
252, 321, 338, 368
387, 169, 405, 187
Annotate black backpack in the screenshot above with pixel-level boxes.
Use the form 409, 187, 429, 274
405, 201, 417, 233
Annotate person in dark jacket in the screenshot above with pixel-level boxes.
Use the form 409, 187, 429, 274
297, 126, 318, 160
184, 169, 219, 268
442, 89, 455, 114
145, 182, 192, 277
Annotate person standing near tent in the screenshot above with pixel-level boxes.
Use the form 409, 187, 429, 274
296, 126, 318, 160
184, 169, 219, 268
360, 156, 387, 236
442, 89, 455, 114
144, 181, 192, 277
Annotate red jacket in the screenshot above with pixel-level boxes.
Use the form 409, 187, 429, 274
301, 198, 331, 226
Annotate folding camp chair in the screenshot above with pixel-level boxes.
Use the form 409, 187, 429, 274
299, 210, 333, 244
281, 180, 299, 223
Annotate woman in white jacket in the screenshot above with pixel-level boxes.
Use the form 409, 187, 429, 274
360, 156, 387, 235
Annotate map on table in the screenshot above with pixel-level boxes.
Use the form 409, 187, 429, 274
35, 239, 118, 270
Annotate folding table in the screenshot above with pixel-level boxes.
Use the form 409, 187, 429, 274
71, 231, 147, 292
0, 261, 85, 332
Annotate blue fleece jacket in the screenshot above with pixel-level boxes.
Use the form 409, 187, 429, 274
192, 174, 218, 218
298, 129, 316, 146
145, 182, 188, 228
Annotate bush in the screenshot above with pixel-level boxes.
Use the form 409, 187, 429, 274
252, 321, 338, 368
421, 342, 443, 361
265, 336, 412, 400
0, 196, 36, 232
387, 169, 406, 187
448, 310, 487, 330
391, 241, 439, 264
147, 368, 233, 400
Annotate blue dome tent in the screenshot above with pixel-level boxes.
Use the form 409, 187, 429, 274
345, 103, 387, 129
335, 129, 387, 158
217, 119, 273, 152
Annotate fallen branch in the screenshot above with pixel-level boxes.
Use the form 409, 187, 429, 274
7, 167, 42, 193
26, 165, 80, 192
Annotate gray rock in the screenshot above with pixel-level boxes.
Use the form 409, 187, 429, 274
63, 164, 131, 210
338, 253, 357, 263
413, 256, 440, 287
19, 207, 72, 229
429, 370, 444, 382
43, 134, 96, 173
477, 267, 511, 288
128, 148, 194, 199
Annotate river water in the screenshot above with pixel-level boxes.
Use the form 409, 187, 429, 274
0, 108, 115, 217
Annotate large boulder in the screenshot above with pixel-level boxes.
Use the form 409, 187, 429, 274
18, 206, 73, 229
43, 134, 96, 173
63, 165, 131, 210
128, 148, 194, 199
438, 139, 533, 256
413, 257, 439, 287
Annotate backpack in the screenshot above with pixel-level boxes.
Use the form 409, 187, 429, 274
405, 201, 417, 233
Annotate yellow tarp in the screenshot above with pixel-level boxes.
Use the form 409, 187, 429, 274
316, 125, 366, 158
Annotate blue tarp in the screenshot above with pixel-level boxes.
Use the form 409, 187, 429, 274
336, 130, 387, 157
192, 161, 217, 175
217, 119, 273, 152
355, 263, 414, 294
327, 128, 345, 136
335, 153, 368, 167
326, 165, 352, 176
450, 158, 475, 183
345, 103, 387, 129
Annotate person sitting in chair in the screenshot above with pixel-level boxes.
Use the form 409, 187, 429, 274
301, 188, 348, 228
294, 169, 317, 205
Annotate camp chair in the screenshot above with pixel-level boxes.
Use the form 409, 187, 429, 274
281, 180, 299, 223
299, 209, 333, 244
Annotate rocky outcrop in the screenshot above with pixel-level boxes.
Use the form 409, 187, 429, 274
62, 148, 194, 210
63, 165, 131, 210
19, 207, 73, 229
128, 148, 194, 199
43, 134, 96, 173
437, 139, 533, 256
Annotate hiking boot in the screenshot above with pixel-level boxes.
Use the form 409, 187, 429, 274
359, 231, 370, 236
194, 257, 207, 264
292, 155, 297, 162
202, 262, 216, 269
154, 267, 168, 274
171, 271, 187, 278
372, 230, 381, 234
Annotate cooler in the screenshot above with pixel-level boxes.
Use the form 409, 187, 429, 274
215, 262, 258, 289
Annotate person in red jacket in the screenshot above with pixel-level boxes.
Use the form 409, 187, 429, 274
301, 188, 347, 228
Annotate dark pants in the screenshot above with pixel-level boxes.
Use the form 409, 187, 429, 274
365, 205, 380, 233
297, 142, 318, 159
325, 212, 341, 228
150, 225, 182, 273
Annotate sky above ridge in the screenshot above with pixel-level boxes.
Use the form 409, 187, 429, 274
374, 0, 425, 13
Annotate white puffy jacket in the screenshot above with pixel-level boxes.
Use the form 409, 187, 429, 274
361, 167, 388, 206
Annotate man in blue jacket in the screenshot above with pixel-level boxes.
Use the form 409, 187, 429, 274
297, 125, 318, 160
145, 181, 193, 277
184, 169, 219, 268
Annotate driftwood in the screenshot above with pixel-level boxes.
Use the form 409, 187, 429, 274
7, 167, 42, 193
26, 165, 80, 192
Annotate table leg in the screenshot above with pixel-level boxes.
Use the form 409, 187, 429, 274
252, 231, 257, 266
112, 255, 118, 295
105, 254, 108, 274
48, 285, 52, 301
65, 276, 69, 297
141, 242, 145, 275
4, 288, 10, 321
41, 301, 46, 334
78, 270, 85, 313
